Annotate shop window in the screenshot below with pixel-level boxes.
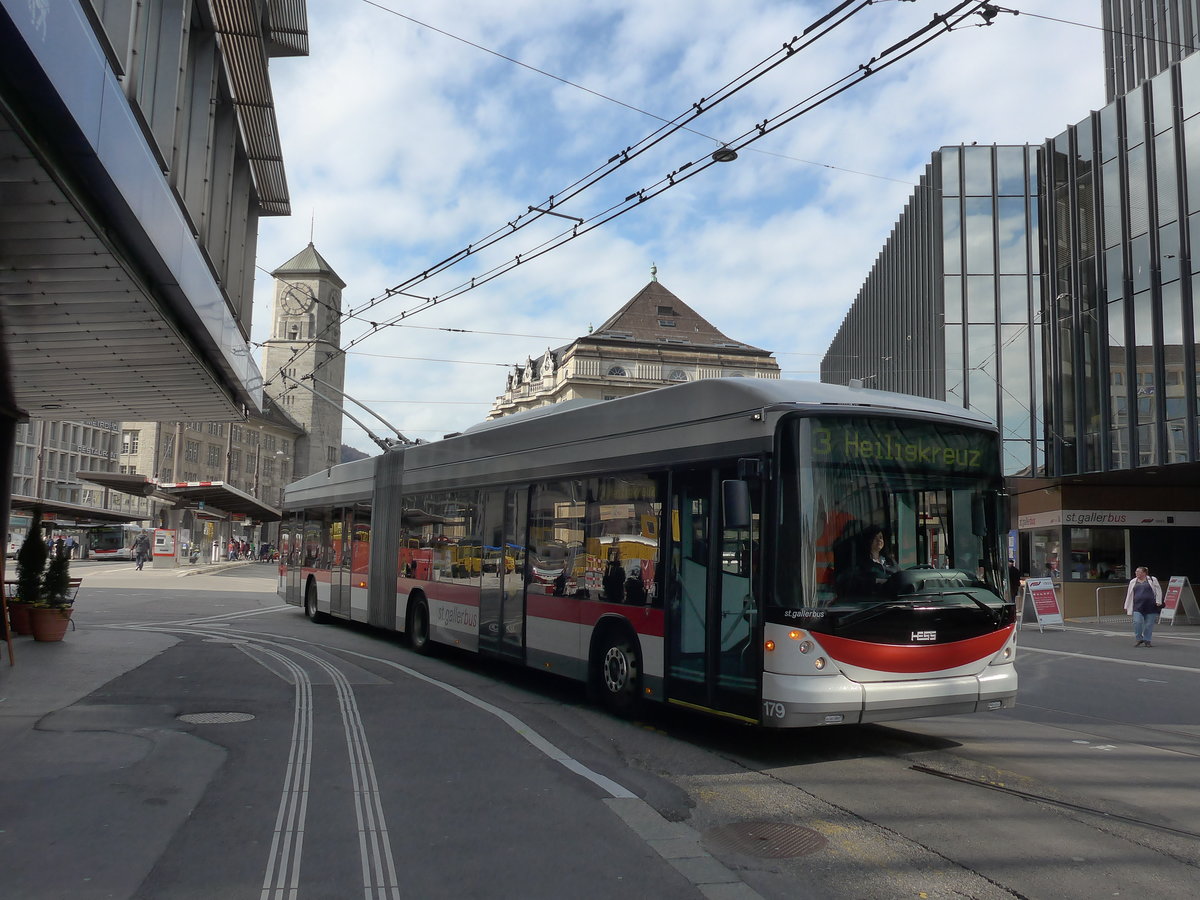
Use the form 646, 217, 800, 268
1030, 528, 1061, 582
1068, 527, 1127, 581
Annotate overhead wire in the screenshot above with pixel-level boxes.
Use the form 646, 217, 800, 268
340, 0, 871, 322
327, 1, 998, 368
260, 0, 877, 392
261, 1, 1174, 402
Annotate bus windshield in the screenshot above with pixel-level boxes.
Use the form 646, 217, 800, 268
776, 414, 1008, 616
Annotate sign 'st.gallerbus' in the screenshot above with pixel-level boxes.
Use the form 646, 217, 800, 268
279, 379, 1017, 727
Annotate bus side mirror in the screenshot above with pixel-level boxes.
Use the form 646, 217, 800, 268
722, 479, 751, 530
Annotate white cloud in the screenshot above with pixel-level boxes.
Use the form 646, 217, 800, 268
255, 0, 1105, 451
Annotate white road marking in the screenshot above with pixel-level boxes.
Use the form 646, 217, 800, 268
130, 625, 400, 900
329, 645, 637, 800
252, 645, 313, 900
1021, 646, 1200, 675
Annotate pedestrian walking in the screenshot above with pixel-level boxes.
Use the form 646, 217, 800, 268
1124, 566, 1163, 647
133, 533, 151, 571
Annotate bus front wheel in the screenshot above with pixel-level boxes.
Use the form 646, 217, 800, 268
592, 630, 640, 716
408, 596, 432, 654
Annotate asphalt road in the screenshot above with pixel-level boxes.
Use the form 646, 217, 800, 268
2, 561, 1197, 899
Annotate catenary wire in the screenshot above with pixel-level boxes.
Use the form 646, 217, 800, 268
259, 0, 877, 391
326, 1, 995, 368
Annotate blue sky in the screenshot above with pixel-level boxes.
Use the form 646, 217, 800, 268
252, 0, 1105, 453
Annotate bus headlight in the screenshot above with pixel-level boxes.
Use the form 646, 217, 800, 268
813, 657, 826, 670
798, 640, 813, 654
990, 641, 1016, 664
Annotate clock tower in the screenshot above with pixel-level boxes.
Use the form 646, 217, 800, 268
261, 243, 347, 479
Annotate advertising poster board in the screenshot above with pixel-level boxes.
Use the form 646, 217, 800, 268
1162, 576, 1200, 624
1024, 577, 1065, 632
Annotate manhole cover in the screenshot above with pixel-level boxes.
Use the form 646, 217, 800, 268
702, 821, 828, 859
178, 712, 256, 724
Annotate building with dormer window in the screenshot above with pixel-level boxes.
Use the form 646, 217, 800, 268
488, 278, 779, 419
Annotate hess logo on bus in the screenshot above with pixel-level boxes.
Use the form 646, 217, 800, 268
911, 631, 937, 642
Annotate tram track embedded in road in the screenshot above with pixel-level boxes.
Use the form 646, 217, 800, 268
911, 763, 1200, 845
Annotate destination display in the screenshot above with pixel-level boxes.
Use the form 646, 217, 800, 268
806, 416, 997, 476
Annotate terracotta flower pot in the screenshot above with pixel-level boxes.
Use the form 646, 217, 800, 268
29, 606, 72, 642
8, 601, 34, 636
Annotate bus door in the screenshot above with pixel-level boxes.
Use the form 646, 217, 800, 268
285, 519, 302, 603
478, 488, 527, 660
666, 468, 760, 720
329, 507, 352, 620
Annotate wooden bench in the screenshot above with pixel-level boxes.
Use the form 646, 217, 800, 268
67, 577, 83, 603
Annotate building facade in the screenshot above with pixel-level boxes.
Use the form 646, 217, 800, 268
823, 2, 1200, 616
11, 419, 121, 506
1102, 0, 1200, 102
1, 1, 308, 556
821, 145, 1045, 477
115, 400, 303, 523
489, 279, 780, 419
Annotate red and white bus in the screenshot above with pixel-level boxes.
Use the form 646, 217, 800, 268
84, 523, 150, 560
279, 378, 1017, 727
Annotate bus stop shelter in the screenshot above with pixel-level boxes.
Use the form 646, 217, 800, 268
77, 473, 282, 566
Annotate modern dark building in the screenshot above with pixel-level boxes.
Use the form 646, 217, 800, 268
1102, 0, 1200, 101
821, 145, 1044, 478
824, 2, 1200, 616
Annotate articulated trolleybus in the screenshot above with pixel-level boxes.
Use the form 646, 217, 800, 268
280, 379, 1017, 727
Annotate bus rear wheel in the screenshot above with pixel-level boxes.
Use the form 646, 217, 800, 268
592, 631, 640, 716
408, 596, 432, 654
304, 580, 327, 623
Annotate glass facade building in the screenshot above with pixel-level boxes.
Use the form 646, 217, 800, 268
825, 19, 1200, 616
1043, 50, 1200, 476
1102, 1, 1200, 102
821, 145, 1044, 477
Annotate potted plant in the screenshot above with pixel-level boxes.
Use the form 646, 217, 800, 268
9, 511, 47, 636
30, 542, 74, 642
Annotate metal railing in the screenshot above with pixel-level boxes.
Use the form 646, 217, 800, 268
1095, 584, 1127, 622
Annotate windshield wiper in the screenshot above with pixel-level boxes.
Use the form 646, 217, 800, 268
837, 590, 1003, 630
836, 599, 919, 629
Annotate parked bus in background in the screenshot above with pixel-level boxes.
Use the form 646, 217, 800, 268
84, 523, 150, 560
279, 379, 1017, 728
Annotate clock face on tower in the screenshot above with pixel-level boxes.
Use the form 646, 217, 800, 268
281, 283, 315, 315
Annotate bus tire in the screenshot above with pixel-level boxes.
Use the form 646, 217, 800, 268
407, 594, 432, 654
304, 579, 328, 624
590, 626, 641, 716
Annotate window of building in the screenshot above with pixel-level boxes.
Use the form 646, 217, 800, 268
122, 430, 140, 454
230, 449, 241, 471
607, 366, 627, 376
667, 369, 688, 382
185, 440, 200, 463
207, 445, 220, 467
327, 446, 339, 466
